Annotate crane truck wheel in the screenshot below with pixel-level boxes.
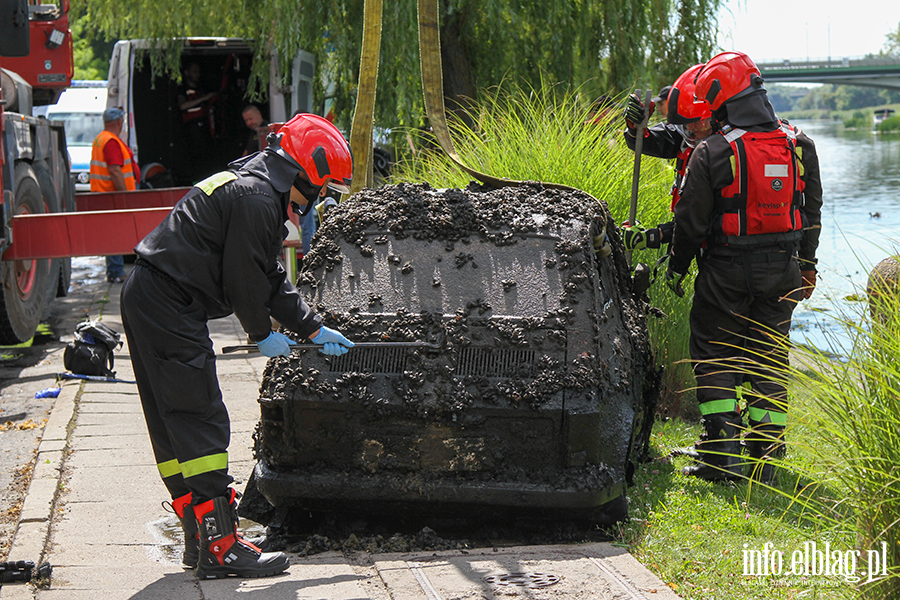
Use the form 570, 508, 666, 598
48, 149, 73, 296
35, 151, 73, 297
0, 164, 52, 345
33, 159, 62, 304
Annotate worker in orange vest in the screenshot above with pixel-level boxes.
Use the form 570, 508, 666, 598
90, 107, 139, 282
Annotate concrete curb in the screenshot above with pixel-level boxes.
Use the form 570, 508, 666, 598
3, 379, 82, 598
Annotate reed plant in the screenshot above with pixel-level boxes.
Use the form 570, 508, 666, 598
642, 260, 900, 598
780, 266, 900, 598
391, 82, 696, 411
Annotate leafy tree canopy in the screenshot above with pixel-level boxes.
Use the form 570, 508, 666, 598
81, 0, 723, 132
884, 22, 900, 58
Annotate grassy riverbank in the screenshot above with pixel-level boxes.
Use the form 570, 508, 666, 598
619, 382, 857, 600
781, 103, 900, 131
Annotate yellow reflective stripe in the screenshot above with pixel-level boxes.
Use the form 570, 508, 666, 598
699, 399, 740, 416
90, 160, 108, 168
794, 146, 805, 177
196, 171, 238, 196
181, 453, 228, 479
748, 407, 787, 426
90, 174, 112, 181
157, 459, 181, 479
729, 154, 737, 180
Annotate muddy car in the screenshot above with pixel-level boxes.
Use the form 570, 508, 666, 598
250, 182, 658, 524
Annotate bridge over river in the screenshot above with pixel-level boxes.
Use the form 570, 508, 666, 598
758, 56, 900, 90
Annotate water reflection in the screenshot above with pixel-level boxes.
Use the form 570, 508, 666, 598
789, 120, 900, 355
70, 256, 107, 288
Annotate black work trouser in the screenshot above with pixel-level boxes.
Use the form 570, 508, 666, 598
689, 253, 803, 419
120, 263, 232, 502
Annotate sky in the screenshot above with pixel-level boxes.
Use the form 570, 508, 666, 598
718, 0, 900, 63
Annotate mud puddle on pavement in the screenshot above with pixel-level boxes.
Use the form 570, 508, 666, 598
147, 515, 267, 565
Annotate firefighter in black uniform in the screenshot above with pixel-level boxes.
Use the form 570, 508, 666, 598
665, 52, 821, 484
120, 113, 355, 579
621, 64, 713, 251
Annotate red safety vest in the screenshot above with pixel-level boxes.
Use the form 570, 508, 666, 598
182, 88, 211, 123
712, 123, 805, 247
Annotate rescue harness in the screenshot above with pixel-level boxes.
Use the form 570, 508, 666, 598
711, 122, 806, 249
670, 145, 692, 211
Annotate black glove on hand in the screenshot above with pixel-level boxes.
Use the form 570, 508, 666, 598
624, 93, 653, 129
658, 220, 675, 246
623, 225, 663, 251
665, 267, 686, 297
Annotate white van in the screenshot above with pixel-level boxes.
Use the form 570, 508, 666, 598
107, 39, 315, 186
44, 81, 107, 192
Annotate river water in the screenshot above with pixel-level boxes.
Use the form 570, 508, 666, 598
789, 120, 900, 355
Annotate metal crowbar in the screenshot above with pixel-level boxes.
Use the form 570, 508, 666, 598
221, 341, 443, 355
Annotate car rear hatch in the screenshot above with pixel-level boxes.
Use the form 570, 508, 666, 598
252, 182, 655, 520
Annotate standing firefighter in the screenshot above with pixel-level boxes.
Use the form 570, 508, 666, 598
621, 64, 713, 252
666, 52, 821, 484
120, 113, 355, 579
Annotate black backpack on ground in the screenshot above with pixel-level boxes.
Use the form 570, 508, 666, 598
63, 321, 122, 377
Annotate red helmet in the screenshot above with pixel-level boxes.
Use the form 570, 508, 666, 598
273, 113, 352, 194
694, 51, 764, 112
667, 64, 711, 125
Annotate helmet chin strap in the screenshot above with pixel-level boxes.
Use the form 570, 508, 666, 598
292, 173, 320, 215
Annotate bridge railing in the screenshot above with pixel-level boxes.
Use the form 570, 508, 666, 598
758, 55, 900, 71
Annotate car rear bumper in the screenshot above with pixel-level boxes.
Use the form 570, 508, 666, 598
252, 458, 625, 518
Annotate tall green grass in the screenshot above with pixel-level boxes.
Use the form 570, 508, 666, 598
781, 265, 900, 598
391, 83, 696, 412
621, 392, 857, 600
694, 259, 900, 597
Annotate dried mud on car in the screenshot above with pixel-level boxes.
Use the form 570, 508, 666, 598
244, 182, 659, 547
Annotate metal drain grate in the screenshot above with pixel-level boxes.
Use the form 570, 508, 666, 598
326, 346, 409, 373
483, 572, 560, 588
455, 347, 535, 378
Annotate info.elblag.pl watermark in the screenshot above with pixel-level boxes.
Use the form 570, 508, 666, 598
743, 541, 889, 584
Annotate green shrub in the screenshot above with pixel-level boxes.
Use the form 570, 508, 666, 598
843, 110, 869, 129
877, 115, 900, 132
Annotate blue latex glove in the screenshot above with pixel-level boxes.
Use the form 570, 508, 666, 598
311, 326, 354, 356
256, 331, 297, 357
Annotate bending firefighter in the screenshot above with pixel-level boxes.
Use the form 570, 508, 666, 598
120, 114, 355, 579
665, 52, 822, 484
621, 64, 713, 252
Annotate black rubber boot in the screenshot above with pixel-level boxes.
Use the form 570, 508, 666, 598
682, 413, 743, 482
171, 493, 199, 569
194, 489, 289, 580
746, 423, 785, 485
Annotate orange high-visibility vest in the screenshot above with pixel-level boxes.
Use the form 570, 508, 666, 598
90, 130, 136, 192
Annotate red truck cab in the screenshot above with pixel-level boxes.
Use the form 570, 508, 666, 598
2, 0, 74, 108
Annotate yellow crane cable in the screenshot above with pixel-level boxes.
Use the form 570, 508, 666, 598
346, 0, 383, 198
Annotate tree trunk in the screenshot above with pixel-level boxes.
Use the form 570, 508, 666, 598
440, 7, 476, 127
